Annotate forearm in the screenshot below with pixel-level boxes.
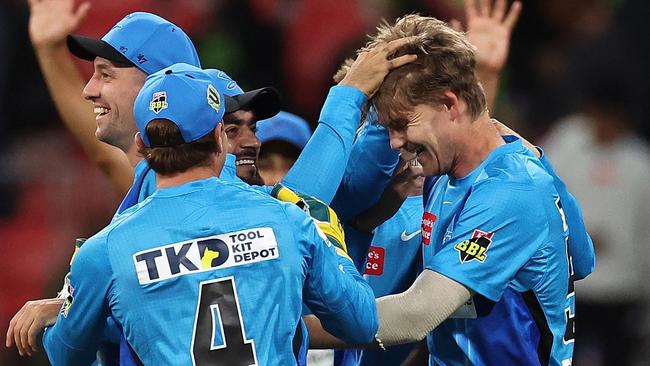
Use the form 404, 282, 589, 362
476, 67, 500, 111
304, 315, 351, 349
349, 187, 404, 234
376, 270, 471, 346
34, 44, 133, 194
331, 122, 399, 221
282, 86, 365, 203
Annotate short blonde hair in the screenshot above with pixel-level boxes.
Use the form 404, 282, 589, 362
369, 14, 486, 128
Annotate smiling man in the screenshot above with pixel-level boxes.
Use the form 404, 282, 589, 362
366, 15, 578, 366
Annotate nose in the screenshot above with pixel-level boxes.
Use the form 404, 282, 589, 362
240, 125, 261, 149
389, 128, 407, 151
83, 75, 100, 101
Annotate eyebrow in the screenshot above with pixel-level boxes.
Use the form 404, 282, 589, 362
96, 63, 112, 72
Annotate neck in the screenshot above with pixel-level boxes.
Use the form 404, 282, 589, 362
156, 166, 219, 189
451, 112, 505, 178
124, 143, 142, 167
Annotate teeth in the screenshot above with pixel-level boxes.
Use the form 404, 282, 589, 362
94, 107, 109, 117
235, 159, 255, 166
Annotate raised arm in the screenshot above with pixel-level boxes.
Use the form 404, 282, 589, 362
280, 38, 416, 203
28, 0, 133, 194
458, 0, 522, 110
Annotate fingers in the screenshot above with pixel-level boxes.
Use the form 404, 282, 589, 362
478, 0, 490, 17
449, 19, 464, 32
389, 54, 417, 69
73, 1, 92, 27
5, 308, 23, 348
17, 316, 36, 356
27, 320, 43, 353
465, 0, 477, 22
492, 0, 507, 20
384, 36, 417, 54
503, 1, 522, 29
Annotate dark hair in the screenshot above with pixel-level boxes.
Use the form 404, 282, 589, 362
259, 140, 302, 162
138, 119, 218, 175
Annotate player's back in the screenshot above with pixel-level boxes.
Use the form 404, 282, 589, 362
106, 177, 328, 365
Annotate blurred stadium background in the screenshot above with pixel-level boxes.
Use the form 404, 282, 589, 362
1, 0, 649, 365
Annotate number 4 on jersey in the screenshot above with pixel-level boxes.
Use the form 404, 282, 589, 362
191, 277, 258, 366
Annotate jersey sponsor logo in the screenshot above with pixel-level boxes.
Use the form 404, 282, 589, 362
400, 229, 421, 242
149, 91, 168, 114
454, 230, 493, 263
421, 212, 437, 245
364, 246, 385, 276
133, 228, 279, 285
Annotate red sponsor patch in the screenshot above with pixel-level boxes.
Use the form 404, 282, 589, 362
364, 246, 385, 276
421, 212, 437, 245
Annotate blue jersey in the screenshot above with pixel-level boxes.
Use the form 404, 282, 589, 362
114, 159, 157, 217
281, 85, 366, 203
422, 138, 574, 366
331, 119, 399, 222
333, 120, 420, 366
346, 195, 424, 366
43, 178, 378, 366
100, 85, 364, 366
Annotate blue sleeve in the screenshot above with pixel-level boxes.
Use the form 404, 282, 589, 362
114, 160, 156, 217
331, 119, 399, 222
281, 86, 366, 204
537, 148, 595, 280
289, 206, 378, 343
425, 181, 548, 301
43, 236, 113, 366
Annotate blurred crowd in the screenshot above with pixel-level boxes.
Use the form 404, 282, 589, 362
1, 0, 649, 365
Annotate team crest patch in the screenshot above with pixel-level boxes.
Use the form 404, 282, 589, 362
207, 84, 221, 112
149, 91, 168, 114
61, 284, 75, 318
455, 230, 493, 263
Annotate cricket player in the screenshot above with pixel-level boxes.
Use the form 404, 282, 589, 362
8, 5, 416, 363
365, 15, 577, 365
41, 64, 378, 366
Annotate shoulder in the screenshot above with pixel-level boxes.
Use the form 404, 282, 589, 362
472, 153, 551, 215
72, 226, 113, 274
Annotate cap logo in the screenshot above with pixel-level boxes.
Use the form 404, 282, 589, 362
150, 91, 168, 114
207, 84, 221, 112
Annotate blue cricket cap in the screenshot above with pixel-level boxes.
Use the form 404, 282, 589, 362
134, 63, 231, 147
256, 111, 312, 149
203, 69, 282, 120
67, 12, 200, 75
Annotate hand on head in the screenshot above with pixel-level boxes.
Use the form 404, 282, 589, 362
338, 37, 418, 98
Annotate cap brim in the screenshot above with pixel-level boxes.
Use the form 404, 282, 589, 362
66, 35, 133, 66
225, 87, 281, 120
